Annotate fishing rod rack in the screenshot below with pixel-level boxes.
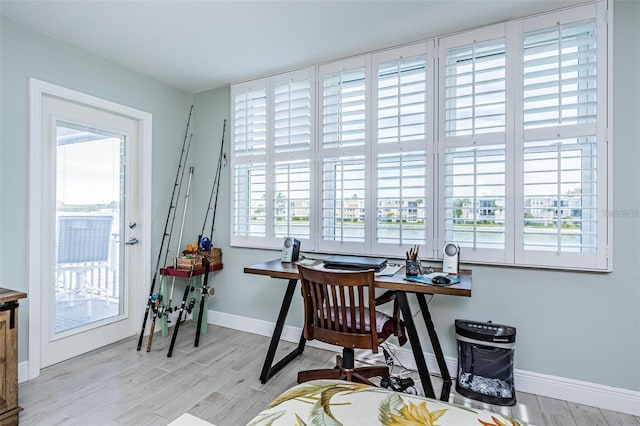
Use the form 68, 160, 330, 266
136, 108, 227, 357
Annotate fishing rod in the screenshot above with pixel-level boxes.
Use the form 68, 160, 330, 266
194, 119, 226, 347
166, 164, 195, 316
166, 230, 203, 357
198, 119, 227, 245
136, 105, 193, 351
166, 273, 194, 357
146, 164, 195, 352
167, 120, 226, 356
147, 135, 193, 352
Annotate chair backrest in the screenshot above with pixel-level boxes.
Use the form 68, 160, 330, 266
298, 265, 380, 353
57, 215, 113, 265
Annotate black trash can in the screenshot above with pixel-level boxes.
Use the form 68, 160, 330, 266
455, 319, 516, 406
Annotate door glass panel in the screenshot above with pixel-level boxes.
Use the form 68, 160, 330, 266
54, 122, 124, 335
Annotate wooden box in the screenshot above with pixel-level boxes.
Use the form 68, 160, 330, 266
175, 248, 222, 270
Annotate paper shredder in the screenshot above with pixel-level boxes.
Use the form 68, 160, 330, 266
455, 319, 516, 406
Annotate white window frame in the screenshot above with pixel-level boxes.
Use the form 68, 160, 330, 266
316, 55, 370, 254
437, 23, 514, 265
512, 2, 609, 270
229, 0, 611, 271
270, 69, 315, 249
371, 42, 435, 258
230, 78, 270, 248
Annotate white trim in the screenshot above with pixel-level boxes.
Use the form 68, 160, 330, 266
207, 309, 640, 417
18, 361, 29, 384
27, 78, 152, 379
605, 0, 613, 271
514, 369, 640, 417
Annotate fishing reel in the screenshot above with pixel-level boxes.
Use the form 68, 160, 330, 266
201, 286, 215, 297
186, 297, 196, 314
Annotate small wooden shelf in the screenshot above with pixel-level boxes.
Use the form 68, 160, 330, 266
0, 288, 27, 426
159, 262, 223, 278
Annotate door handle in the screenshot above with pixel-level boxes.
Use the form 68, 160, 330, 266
125, 237, 139, 245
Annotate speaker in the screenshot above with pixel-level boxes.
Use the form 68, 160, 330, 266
281, 237, 300, 263
443, 243, 460, 275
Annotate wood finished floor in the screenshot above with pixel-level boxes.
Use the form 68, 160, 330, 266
19, 323, 640, 426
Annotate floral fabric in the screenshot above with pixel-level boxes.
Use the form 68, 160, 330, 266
247, 380, 530, 426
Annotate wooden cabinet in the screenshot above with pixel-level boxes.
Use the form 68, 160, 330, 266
0, 289, 26, 426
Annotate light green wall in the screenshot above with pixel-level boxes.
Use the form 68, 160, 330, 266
0, 17, 192, 361
192, 0, 640, 391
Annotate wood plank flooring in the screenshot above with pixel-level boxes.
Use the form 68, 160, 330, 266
18, 324, 640, 426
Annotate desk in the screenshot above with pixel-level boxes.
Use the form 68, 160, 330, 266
244, 259, 471, 400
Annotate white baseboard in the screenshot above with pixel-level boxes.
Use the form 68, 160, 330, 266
207, 309, 640, 417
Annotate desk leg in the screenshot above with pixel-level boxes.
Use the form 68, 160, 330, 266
259, 278, 306, 384
416, 293, 452, 401
395, 291, 436, 399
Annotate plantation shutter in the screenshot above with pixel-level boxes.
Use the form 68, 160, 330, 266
318, 57, 367, 252
373, 44, 431, 253
523, 19, 597, 129
230, 81, 268, 246
377, 54, 427, 144
516, 3, 606, 270
227, 2, 608, 270
439, 24, 511, 264
376, 151, 428, 246
272, 72, 313, 243
321, 156, 366, 244
233, 163, 267, 239
273, 75, 312, 153
233, 85, 267, 156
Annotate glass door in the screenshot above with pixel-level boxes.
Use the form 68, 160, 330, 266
38, 93, 143, 368
54, 123, 124, 335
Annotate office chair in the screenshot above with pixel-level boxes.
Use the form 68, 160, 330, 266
296, 265, 391, 386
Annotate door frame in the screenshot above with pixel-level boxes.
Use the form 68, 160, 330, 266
27, 78, 152, 379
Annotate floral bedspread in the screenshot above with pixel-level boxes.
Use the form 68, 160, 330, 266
247, 380, 529, 426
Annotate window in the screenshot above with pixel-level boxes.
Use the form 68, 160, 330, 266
321, 155, 366, 245
231, 80, 268, 245
230, 1, 609, 271
272, 72, 312, 241
373, 45, 431, 255
231, 72, 313, 248
521, 137, 597, 255
439, 25, 510, 264
318, 58, 368, 253
515, 4, 606, 269
233, 163, 266, 238
522, 19, 597, 129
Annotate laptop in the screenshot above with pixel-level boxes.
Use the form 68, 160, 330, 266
323, 255, 388, 272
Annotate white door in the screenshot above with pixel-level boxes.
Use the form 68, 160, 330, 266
29, 81, 150, 370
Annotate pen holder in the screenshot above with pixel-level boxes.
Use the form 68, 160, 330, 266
405, 259, 422, 277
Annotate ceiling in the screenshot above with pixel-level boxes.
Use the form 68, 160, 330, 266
1, 0, 584, 94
